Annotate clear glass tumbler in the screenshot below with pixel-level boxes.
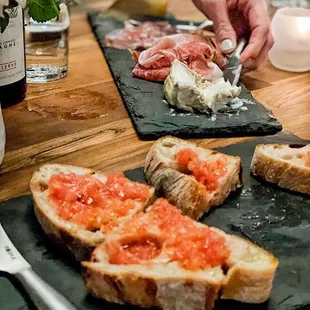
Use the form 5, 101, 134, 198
25, 4, 70, 83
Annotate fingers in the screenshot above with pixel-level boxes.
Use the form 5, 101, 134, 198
242, 32, 274, 72
193, 0, 273, 71
240, 0, 271, 64
193, 0, 237, 54
240, 25, 269, 63
192, 0, 204, 12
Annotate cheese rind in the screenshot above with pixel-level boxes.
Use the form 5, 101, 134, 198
164, 59, 241, 113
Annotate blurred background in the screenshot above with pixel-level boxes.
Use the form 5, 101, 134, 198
87, 0, 310, 19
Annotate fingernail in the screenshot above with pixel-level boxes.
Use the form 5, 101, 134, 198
221, 39, 235, 52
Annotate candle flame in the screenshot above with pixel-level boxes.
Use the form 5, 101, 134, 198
296, 17, 310, 35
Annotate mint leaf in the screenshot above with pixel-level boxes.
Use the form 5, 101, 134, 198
0, 11, 9, 33
27, 0, 60, 23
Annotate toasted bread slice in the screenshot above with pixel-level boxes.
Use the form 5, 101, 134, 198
82, 199, 278, 309
30, 164, 155, 261
251, 144, 310, 194
145, 136, 242, 220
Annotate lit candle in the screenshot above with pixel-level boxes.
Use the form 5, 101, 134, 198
269, 8, 310, 72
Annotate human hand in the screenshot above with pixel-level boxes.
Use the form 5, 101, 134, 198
192, 0, 274, 71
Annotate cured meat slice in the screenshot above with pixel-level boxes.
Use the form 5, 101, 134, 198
105, 21, 179, 51
132, 34, 227, 82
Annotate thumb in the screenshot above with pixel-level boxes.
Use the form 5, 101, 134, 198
200, 0, 237, 54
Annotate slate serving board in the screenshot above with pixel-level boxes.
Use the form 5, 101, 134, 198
87, 12, 282, 140
0, 132, 310, 310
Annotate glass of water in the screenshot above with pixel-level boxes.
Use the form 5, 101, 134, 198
25, 4, 70, 83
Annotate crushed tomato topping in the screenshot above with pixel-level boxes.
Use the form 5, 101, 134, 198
106, 234, 162, 265
175, 148, 227, 191
48, 172, 150, 231
107, 198, 230, 271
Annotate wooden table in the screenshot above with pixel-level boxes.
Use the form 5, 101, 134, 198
1, 0, 310, 201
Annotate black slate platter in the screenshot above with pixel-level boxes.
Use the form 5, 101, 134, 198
1, 132, 310, 310
87, 12, 282, 140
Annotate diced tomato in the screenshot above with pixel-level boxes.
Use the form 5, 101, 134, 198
112, 211, 150, 236
304, 152, 310, 167
48, 172, 150, 231
175, 149, 227, 192
171, 229, 230, 270
175, 148, 198, 165
55, 201, 86, 221
147, 199, 195, 235
100, 220, 117, 234
70, 208, 107, 231
107, 234, 162, 265
146, 199, 229, 270
49, 173, 103, 204
108, 198, 230, 270
102, 172, 151, 202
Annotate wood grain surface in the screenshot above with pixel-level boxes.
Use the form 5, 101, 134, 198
0, 0, 309, 201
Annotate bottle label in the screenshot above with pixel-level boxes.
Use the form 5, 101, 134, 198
0, 6, 25, 87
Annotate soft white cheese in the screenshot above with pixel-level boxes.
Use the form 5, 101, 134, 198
201, 78, 241, 112
164, 59, 242, 114
164, 60, 202, 112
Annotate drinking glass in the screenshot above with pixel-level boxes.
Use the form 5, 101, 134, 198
25, 4, 70, 83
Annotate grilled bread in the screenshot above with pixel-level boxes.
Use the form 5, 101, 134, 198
30, 164, 155, 261
251, 144, 310, 195
83, 199, 278, 310
145, 136, 242, 220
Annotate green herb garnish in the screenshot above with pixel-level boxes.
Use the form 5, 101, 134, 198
0, 0, 61, 33
26, 0, 60, 23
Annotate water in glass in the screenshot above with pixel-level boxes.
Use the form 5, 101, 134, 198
25, 4, 70, 83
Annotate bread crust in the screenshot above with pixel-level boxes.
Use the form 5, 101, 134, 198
145, 136, 242, 220
251, 144, 310, 194
82, 262, 221, 310
33, 201, 100, 261
30, 164, 155, 262
221, 234, 279, 304
30, 154, 279, 309
145, 150, 208, 219
82, 219, 278, 309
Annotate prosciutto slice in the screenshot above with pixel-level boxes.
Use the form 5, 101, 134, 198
105, 21, 179, 51
132, 34, 227, 82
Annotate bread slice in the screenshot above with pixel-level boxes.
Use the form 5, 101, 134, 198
30, 164, 155, 261
82, 199, 278, 309
144, 136, 242, 220
251, 144, 310, 194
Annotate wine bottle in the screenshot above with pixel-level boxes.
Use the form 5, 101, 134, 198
0, 106, 5, 165
0, 5, 26, 108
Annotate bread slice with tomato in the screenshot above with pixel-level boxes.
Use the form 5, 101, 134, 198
82, 198, 278, 310
30, 164, 155, 261
144, 136, 242, 220
251, 143, 310, 194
